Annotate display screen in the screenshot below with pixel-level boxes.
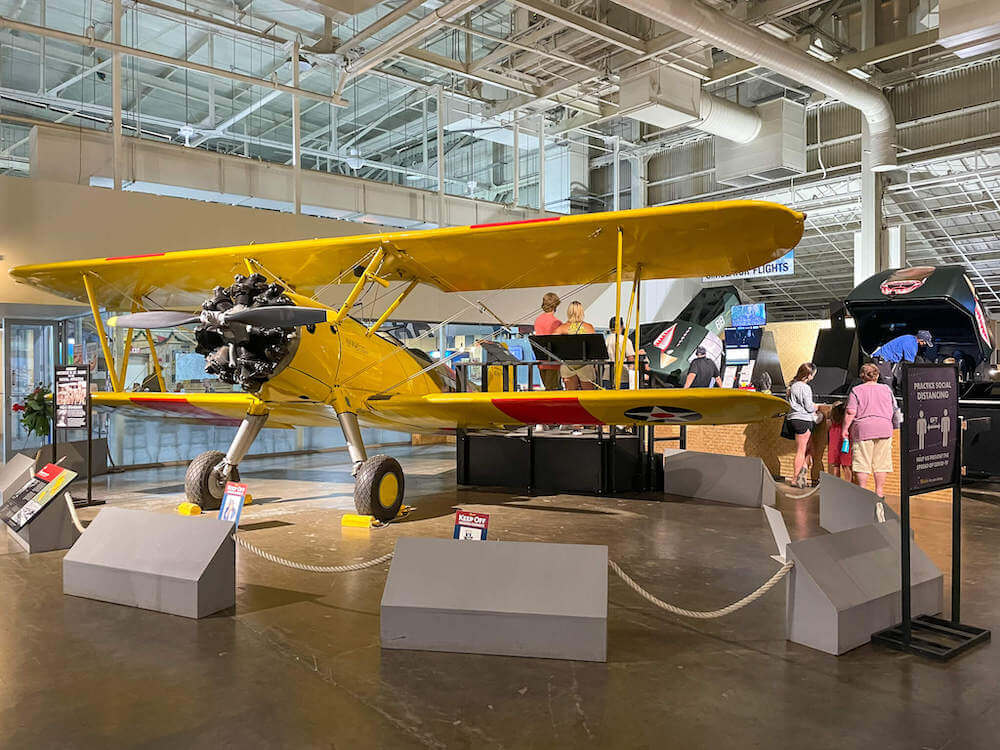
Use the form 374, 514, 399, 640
726, 347, 751, 365
724, 327, 763, 348
732, 303, 766, 328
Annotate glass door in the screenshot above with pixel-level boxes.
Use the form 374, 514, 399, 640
3, 319, 56, 461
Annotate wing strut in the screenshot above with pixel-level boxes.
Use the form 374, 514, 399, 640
82, 273, 122, 392
143, 329, 166, 391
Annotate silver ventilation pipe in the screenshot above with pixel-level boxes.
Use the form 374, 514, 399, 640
696, 92, 761, 143
618, 0, 897, 170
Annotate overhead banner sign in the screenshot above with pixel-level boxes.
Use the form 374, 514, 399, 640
904, 364, 959, 494
704, 250, 794, 282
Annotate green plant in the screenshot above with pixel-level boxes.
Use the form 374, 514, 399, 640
15, 384, 53, 439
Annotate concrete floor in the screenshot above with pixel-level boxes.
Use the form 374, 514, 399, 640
2, 444, 1000, 749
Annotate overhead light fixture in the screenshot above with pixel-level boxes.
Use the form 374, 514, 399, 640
178, 124, 195, 147
405, 173, 424, 181
847, 67, 871, 80
344, 147, 363, 170
806, 43, 835, 62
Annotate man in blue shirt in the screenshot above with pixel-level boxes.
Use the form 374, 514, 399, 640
872, 329, 933, 363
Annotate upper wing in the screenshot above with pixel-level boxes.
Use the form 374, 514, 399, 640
91, 392, 340, 428
365, 388, 787, 431
11, 202, 803, 309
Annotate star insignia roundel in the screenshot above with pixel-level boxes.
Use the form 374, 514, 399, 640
623, 406, 702, 423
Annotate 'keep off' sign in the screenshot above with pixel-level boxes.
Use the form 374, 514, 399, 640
453, 510, 489, 541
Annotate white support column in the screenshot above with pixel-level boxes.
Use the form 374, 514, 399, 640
630, 155, 647, 210
858, 120, 886, 285
112, 0, 122, 191
537, 115, 545, 214
861, 0, 876, 50
292, 40, 302, 215
887, 224, 906, 268
612, 136, 620, 211
512, 115, 520, 207
436, 86, 445, 224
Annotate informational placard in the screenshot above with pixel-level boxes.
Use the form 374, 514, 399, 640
0, 464, 78, 532
904, 364, 960, 494
54, 365, 89, 429
453, 510, 489, 541
218, 481, 248, 526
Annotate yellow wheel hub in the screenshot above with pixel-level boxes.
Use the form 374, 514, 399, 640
377, 472, 400, 509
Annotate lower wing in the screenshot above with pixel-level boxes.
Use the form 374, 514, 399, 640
90, 392, 340, 428
365, 389, 788, 431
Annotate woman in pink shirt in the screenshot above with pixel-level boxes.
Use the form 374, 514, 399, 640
533, 292, 563, 390
842, 363, 901, 500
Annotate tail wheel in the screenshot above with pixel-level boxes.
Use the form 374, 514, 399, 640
185, 450, 239, 511
354, 455, 404, 522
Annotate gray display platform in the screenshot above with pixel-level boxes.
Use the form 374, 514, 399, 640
663, 449, 776, 507
63, 508, 235, 619
6, 492, 80, 554
381, 537, 607, 662
785, 520, 942, 655
0, 454, 35, 502
762, 505, 791, 562
819, 472, 881, 533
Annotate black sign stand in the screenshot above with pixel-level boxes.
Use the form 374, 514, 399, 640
54, 364, 103, 508
872, 363, 990, 659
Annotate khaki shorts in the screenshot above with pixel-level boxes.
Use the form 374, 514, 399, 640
852, 437, 893, 474
560, 363, 597, 385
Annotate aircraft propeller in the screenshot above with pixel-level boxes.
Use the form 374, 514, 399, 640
108, 306, 329, 330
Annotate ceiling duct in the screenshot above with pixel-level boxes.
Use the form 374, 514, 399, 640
615, 0, 897, 171
618, 64, 761, 143
715, 98, 805, 187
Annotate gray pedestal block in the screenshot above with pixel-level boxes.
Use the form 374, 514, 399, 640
819, 472, 880, 533
663, 449, 775, 507
381, 537, 607, 662
63, 508, 235, 618
786, 521, 942, 655
0, 455, 35, 502
6, 491, 80, 554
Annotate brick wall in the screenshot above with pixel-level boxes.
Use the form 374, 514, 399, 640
658, 411, 949, 501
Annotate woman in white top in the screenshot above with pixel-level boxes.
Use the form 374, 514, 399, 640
555, 301, 597, 390
605, 316, 635, 388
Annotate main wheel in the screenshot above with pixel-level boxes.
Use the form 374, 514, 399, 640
354, 455, 404, 522
184, 450, 239, 511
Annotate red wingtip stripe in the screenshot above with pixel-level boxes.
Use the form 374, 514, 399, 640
105, 252, 167, 261
470, 217, 561, 230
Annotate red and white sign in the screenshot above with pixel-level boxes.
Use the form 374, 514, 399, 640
454, 510, 490, 540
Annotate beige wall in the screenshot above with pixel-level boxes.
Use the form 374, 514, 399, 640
0, 176, 705, 326
769, 319, 828, 383
0, 176, 376, 307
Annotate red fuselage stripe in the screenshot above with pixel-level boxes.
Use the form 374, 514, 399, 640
469, 217, 560, 230
490, 396, 603, 425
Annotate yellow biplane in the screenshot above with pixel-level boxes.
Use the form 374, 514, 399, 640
10, 201, 803, 520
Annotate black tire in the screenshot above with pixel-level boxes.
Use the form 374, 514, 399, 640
184, 450, 239, 511
354, 455, 404, 522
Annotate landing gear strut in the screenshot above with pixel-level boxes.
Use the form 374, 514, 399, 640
185, 413, 267, 510
338, 411, 405, 521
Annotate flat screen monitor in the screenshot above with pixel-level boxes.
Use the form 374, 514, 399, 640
724, 327, 763, 349
732, 303, 767, 328
726, 347, 751, 365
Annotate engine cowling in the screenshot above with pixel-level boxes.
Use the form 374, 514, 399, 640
195, 273, 300, 392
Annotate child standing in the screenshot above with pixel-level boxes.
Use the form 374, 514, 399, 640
827, 402, 853, 481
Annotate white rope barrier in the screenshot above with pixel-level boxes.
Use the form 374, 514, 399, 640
64, 493, 86, 535
608, 559, 793, 619
233, 533, 394, 573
